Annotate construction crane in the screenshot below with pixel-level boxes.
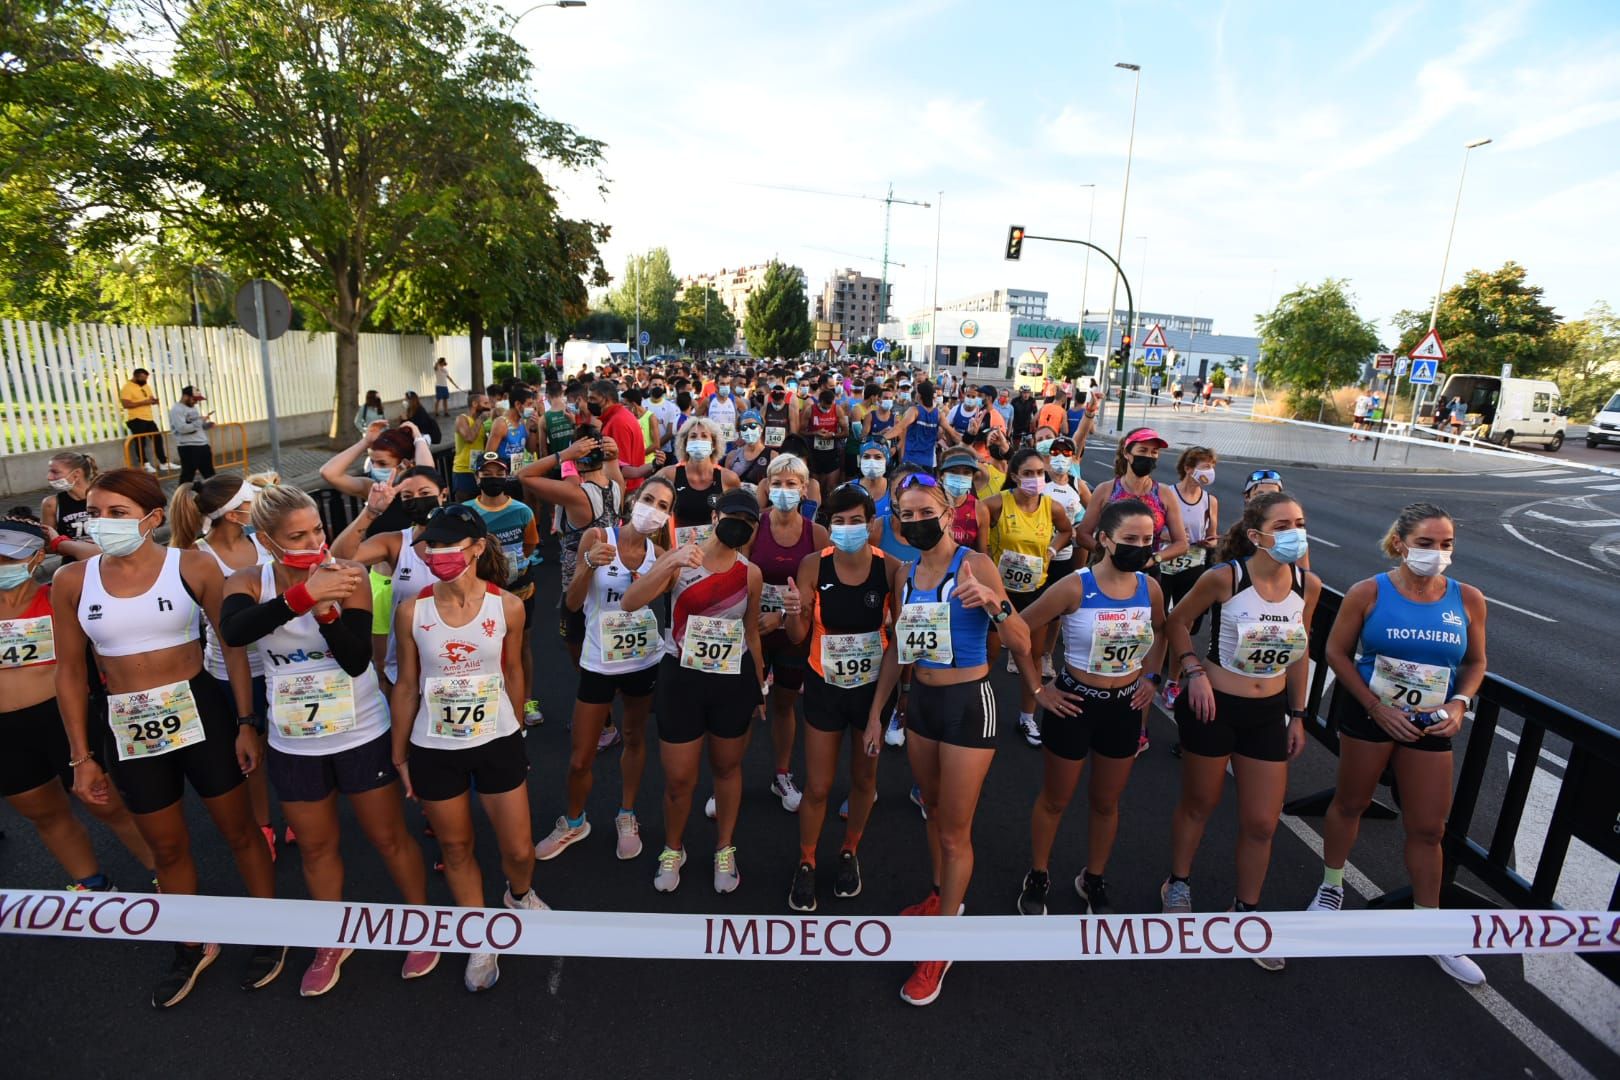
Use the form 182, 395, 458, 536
804, 244, 908, 270
739, 181, 930, 326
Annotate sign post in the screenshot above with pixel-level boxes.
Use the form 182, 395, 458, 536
233, 279, 292, 478
1402, 328, 1447, 463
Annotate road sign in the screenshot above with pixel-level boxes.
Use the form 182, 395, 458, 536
678, 337, 686, 349
1409, 358, 1438, 385
872, 337, 889, 354
234, 279, 291, 340
1141, 323, 1169, 350
1143, 347, 1164, 367
1395, 356, 1409, 377
1029, 346, 1047, 361
830, 339, 844, 354
639, 330, 650, 347
1374, 352, 1396, 373
1409, 328, 1446, 362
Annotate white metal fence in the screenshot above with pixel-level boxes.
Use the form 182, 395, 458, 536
0, 319, 477, 453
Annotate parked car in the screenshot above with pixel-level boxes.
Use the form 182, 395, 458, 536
1586, 390, 1620, 450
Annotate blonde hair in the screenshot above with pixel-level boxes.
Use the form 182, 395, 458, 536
246, 470, 282, 488
676, 418, 722, 461
765, 452, 809, 486
50, 450, 99, 481
250, 484, 318, 539
1379, 502, 1452, 559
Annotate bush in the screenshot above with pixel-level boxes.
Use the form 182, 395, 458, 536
520, 363, 542, 384
492, 362, 514, 384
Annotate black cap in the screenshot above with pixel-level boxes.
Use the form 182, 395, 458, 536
476, 451, 509, 472
715, 489, 761, 522
418, 504, 488, 546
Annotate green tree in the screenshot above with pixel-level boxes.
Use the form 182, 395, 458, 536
607, 248, 679, 350
574, 308, 627, 341
674, 284, 735, 355
743, 261, 811, 358
1045, 335, 1089, 381
1548, 303, 1620, 421
1393, 261, 1564, 377
1255, 279, 1379, 414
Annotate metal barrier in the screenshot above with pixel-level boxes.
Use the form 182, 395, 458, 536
210, 422, 249, 474
121, 430, 169, 470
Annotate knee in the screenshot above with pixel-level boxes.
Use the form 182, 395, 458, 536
664, 773, 696, 800
1087, 792, 1120, 821
709, 759, 741, 784
148, 835, 191, 868
438, 838, 477, 869
1036, 791, 1070, 819
938, 827, 972, 861
1404, 820, 1445, 849
1238, 814, 1278, 847
367, 825, 413, 862
1331, 790, 1373, 819
299, 834, 341, 864
1177, 795, 1217, 825
566, 750, 595, 777
802, 776, 831, 803
621, 725, 646, 751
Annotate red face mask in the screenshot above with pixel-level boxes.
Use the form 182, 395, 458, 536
424, 548, 471, 581
277, 542, 328, 570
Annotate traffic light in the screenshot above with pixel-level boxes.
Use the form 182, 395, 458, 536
1114, 333, 1132, 366
1005, 225, 1025, 261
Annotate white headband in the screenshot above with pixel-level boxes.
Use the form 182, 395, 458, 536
207, 483, 260, 522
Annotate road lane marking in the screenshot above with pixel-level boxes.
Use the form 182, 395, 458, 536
1501, 523, 1610, 575
1537, 475, 1619, 485
1521, 511, 1620, 528
1481, 595, 1556, 623
1495, 468, 1571, 478
1494, 726, 1571, 769
1585, 483, 1620, 491
1309, 535, 1342, 548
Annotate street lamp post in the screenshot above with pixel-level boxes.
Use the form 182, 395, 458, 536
1074, 183, 1096, 376
929, 191, 943, 377
509, 0, 586, 29
1101, 62, 1141, 432
1412, 137, 1492, 431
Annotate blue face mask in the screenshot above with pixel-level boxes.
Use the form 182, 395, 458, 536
942, 474, 974, 499
830, 523, 867, 553
1262, 527, 1309, 564
85, 513, 152, 558
717, 385, 731, 397
880, 398, 895, 411
1035, 438, 1054, 455
769, 487, 802, 512
369, 467, 394, 484
0, 562, 34, 589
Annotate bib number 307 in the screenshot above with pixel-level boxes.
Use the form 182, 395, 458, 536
680, 616, 743, 675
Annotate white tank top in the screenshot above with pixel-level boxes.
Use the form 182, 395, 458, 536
408, 584, 519, 750
1213, 559, 1308, 678
78, 546, 200, 657
198, 536, 271, 679
1173, 484, 1212, 545
581, 527, 663, 675
1061, 567, 1153, 677
706, 398, 737, 439
251, 564, 389, 755
384, 529, 430, 681
1047, 480, 1083, 561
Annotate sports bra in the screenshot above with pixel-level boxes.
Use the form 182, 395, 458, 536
673, 465, 722, 527
902, 546, 989, 670
78, 547, 201, 657
1061, 567, 1153, 678
1212, 559, 1308, 678
581, 527, 663, 675
806, 546, 890, 679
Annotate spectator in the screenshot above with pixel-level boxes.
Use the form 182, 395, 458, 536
168, 384, 216, 484
119, 367, 169, 473
1149, 371, 1162, 406
354, 389, 387, 435
433, 357, 459, 416
400, 389, 441, 445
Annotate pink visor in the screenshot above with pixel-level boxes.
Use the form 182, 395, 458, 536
1124, 428, 1169, 449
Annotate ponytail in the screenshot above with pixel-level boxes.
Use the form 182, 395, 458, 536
1218, 490, 1298, 563
167, 483, 206, 549
50, 450, 99, 484
474, 538, 509, 587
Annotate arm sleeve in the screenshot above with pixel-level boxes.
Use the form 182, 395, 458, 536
317, 607, 375, 677
220, 591, 297, 646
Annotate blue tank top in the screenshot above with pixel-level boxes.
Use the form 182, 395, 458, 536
904, 406, 939, 468
1355, 573, 1468, 701
1066, 407, 1085, 435
498, 420, 528, 459
949, 405, 976, 436
868, 411, 896, 439
904, 546, 990, 670
876, 513, 920, 565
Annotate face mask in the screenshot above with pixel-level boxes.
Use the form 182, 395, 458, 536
1108, 541, 1154, 573
685, 439, 713, 460
1193, 467, 1216, 484
478, 476, 508, 497
521, 407, 536, 419
941, 474, 974, 499
0, 563, 35, 589
369, 467, 395, 484
740, 426, 762, 445
651, 391, 665, 401
899, 516, 945, 551
860, 458, 886, 479
714, 517, 754, 549
1261, 527, 1309, 564
424, 547, 471, 581
717, 385, 731, 398
769, 487, 802, 512
400, 496, 439, 526
1129, 455, 1156, 478
587, 401, 604, 417
86, 514, 151, 558
1404, 548, 1452, 577
276, 541, 329, 570
880, 398, 894, 411
1049, 456, 1073, 475
1036, 439, 1054, 455
961, 399, 979, 413
786, 381, 798, 392
899, 391, 912, 402
830, 524, 867, 553
47, 477, 74, 492
630, 502, 669, 534
1019, 475, 1045, 496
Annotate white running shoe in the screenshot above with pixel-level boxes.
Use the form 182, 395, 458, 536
615, 811, 643, 860
653, 847, 686, 892
142, 463, 158, 474
1018, 714, 1042, 748
771, 772, 803, 812
503, 885, 550, 911
1432, 953, 1486, 986
1041, 654, 1055, 680
704, 795, 717, 820
714, 846, 741, 893
1306, 883, 1345, 912
464, 952, 500, 992
534, 815, 590, 861
885, 713, 906, 747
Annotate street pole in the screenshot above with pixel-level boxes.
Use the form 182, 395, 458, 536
633, 258, 641, 360
251, 280, 284, 478
1136, 235, 1149, 422
1101, 62, 1141, 431
929, 191, 943, 378
1080, 184, 1096, 378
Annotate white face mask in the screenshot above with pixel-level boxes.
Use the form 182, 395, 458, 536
1403, 547, 1452, 577
859, 458, 885, 479
685, 440, 713, 460
1048, 455, 1073, 475
47, 477, 75, 493
630, 502, 669, 535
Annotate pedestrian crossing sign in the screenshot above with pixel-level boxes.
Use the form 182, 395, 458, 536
1143, 347, 1165, 366
1141, 323, 1169, 349
1409, 358, 1438, 385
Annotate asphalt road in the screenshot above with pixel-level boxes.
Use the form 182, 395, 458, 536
3, 459, 1618, 1079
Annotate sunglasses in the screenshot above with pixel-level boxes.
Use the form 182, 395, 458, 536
897, 473, 939, 491
1247, 469, 1282, 484
429, 503, 481, 526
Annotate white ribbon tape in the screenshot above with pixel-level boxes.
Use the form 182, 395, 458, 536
4, 890, 1619, 962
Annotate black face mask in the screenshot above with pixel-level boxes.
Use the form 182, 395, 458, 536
399, 496, 438, 525
899, 516, 945, 551
1129, 455, 1156, 478
478, 476, 507, 498
714, 517, 755, 549
1108, 542, 1154, 573
587, 401, 604, 417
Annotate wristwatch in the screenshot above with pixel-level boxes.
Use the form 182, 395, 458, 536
238, 714, 267, 735
1286, 708, 1308, 721
990, 599, 1013, 624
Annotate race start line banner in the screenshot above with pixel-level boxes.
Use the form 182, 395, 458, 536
3, 890, 1618, 963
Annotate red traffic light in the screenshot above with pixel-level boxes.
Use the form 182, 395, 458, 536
1121, 334, 1132, 348
1005, 225, 1025, 261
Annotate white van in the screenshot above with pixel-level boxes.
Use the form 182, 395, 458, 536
561, 340, 641, 379
1587, 390, 1620, 450
1428, 373, 1568, 451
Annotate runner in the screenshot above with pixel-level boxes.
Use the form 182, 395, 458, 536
762, 381, 796, 449
1158, 447, 1220, 707
1014, 499, 1166, 915
537, 477, 677, 863
936, 446, 990, 554
485, 387, 540, 472
221, 485, 436, 996
391, 505, 543, 992
1162, 491, 1319, 971
890, 381, 942, 470
619, 489, 767, 894
1311, 502, 1489, 985
892, 473, 1037, 1006
0, 520, 154, 890
40, 450, 102, 560
655, 419, 739, 551
451, 392, 494, 499
1039, 436, 1089, 678
51, 468, 283, 1007
854, 439, 891, 515
806, 385, 848, 494
700, 375, 740, 451
318, 419, 437, 532
784, 482, 902, 911
467, 453, 540, 724
724, 409, 773, 487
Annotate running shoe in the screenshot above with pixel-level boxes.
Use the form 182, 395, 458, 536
1160, 878, 1192, 915
771, 772, 804, 812
503, 885, 551, 911
614, 811, 642, 860
900, 891, 941, 918
909, 784, 927, 820
152, 942, 219, 1009
714, 846, 741, 894
240, 944, 286, 991
837, 791, 876, 821
653, 846, 686, 892
885, 712, 906, 747
464, 952, 500, 992
900, 960, 953, 1006
834, 851, 862, 899
1432, 954, 1486, 985
524, 700, 544, 726
400, 951, 439, 980
788, 861, 817, 912
1006, 652, 1018, 675
1135, 733, 1150, 758
1041, 654, 1056, 680
1076, 874, 1115, 915
1019, 714, 1042, 748
259, 824, 277, 863
534, 815, 591, 860
65, 878, 117, 893
1018, 870, 1050, 915
704, 795, 716, 819
299, 947, 353, 998
142, 462, 158, 474
1161, 680, 1181, 710
1306, 883, 1345, 912
1254, 954, 1287, 972
597, 724, 622, 750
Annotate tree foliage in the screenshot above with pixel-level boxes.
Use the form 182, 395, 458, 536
574, 308, 627, 342
674, 284, 735, 354
1255, 279, 1379, 410
743, 261, 810, 358
606, 248, 678, 350
1393, 261, 1564, 378
1548, 303, 1620, 421
1045, 335, 1089, 382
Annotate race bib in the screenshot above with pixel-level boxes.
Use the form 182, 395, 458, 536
719, 423, 736, 445
896, 602, 953, 665
426, 673, 503, 740
601, 608, 660, 665
997, 550, 1046, 593
0, 615, 54, 667
680, 615, 743, 674
764, 427, 786, 448
109, 680, 205, 762
675, 524, 713, 548
821, 631, 883, 689
760, 583, 787, 615
270, 669, 357, 739
813, 435, 836, 451
1159, 547, 1207, 575
1368, 654, 1449, 712
1232, 620, 1308, 676
1086, 612, 1154, 675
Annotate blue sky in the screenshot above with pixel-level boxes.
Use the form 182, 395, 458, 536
526, 0, 1620, 342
